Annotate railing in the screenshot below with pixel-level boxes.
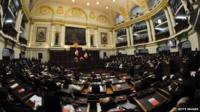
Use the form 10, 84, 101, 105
174, 22, 189, 33
116, 42, 128, 47
134, 37, 149, 44
155, 31, 170, 40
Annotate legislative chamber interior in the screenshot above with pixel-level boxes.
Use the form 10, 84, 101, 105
0, 0, 200, 112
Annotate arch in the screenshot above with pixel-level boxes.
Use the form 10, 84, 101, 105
39, 5, 54, 15
129, 6, 143, 17
148, 0, 160, 8
115, 14, 124, 24
31, 5, 54, 16
65, 7, 87, 19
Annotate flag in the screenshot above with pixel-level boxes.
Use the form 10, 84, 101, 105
148, 98, 159, 106
84, 52, 88, 59
75, 49, 79, 56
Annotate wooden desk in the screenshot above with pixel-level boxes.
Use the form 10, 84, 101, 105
133, 92, 168, 112
115, 95, 127, 103
25, 95, 42, 110
9, 82, 33, 101
111, 83, 131, 94
12, 87, 33, 101
106, 87, 113, 95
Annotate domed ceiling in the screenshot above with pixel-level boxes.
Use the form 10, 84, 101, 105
26, 0, 149, 18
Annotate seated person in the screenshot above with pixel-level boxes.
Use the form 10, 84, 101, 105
38, 91, 62, 112
91, 85, 100, 93
61, 79, 81, 98
0, 87, 34, 112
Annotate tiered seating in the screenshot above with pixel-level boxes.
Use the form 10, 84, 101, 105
0, 51, 200, 112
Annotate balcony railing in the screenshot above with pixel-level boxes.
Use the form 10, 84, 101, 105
155, 31, 170, 40
134, 37, 149, 44
116, 42, 128, 47
175, 21, 189, 33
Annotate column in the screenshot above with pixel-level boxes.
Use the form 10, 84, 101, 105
60, 25, 65, 47
28, 23, 34, 46
166, 6, 176, 33
50, 24, 55, 47
48, 24, 53, 47
15, 10, 23, 41
15, 10, 23, 31
126, 27, 131, 46
146, 20, 153, 42
112, 30, 116, 48
164, 8, 175, 36
129, 26, 134, 46
149, 19, 156, 41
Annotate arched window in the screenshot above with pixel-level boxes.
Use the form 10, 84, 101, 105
148, 0, 160, 8
115, 14, 124, 24
130, 6, 143, 17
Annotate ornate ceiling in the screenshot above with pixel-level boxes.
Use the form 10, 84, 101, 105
27, 0, 149, 18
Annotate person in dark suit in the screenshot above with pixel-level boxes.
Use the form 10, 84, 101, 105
154, 60, 164, 81
91, 85, 100, 93
180, 68, 195, 98
38, 91, 62, 112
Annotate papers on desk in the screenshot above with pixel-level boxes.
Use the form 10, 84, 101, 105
29, 75, 34, 78
119, 102, 136, 110
56, 82, 62, 86
100, 85, 103, 92
148, 98, 159, 107
112, 80, 125, 84
116, 84, 122, 89
29, 95, 42, 109
17, 88, 25, 93
10, 83, 19, 89
8, 79, 15, 83
190, 71, 196, 77
63, 105, 74, 112
108, 107, 125, 112
67, 74, 73, 77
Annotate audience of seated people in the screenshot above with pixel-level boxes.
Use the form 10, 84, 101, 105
0, 50, 199, 112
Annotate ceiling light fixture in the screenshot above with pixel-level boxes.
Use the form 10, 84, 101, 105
113, 0, 116, 2
72, 0, 75, 3
96, 1, 100, 5
86, 2, 90, 6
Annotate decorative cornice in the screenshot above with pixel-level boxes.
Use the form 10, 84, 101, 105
114, 0, 168, 29
31, 18, 113, 29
